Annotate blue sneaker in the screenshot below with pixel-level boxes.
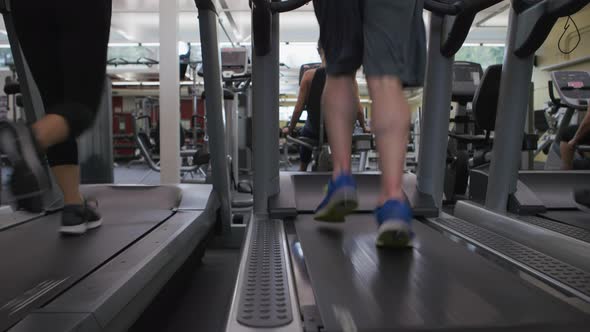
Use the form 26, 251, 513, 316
314, 174, 358, 222
375, 200, 414, 248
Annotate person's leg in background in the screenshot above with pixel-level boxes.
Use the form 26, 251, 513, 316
560, 125, 580, 170
312, 0, 363, 222
299, 146, 312, 171
323, 74, 358, 176
364, 0, 426, 248
8, 0, 112, 233
298, 126, 320, 171
561, 124, 590, 212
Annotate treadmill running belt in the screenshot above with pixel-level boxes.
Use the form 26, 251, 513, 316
540, 211, 590, 231
0, 186, 179, 331
294, 215, 589, 332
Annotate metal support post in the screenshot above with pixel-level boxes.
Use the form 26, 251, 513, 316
485, 8, 535, 212
198, 4, 233, 232
416, 14, 455, 208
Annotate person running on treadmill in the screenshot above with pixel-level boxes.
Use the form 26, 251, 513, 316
559, 105, 590, 212
283, 42, 369, 172
312, 0, 426, 248
560, 105, 590, 170
0, 0, 112, 234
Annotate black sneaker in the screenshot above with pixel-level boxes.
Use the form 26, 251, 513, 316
0, 121, 50, 212
574, 189, 590, 213
60, 200, 103, 235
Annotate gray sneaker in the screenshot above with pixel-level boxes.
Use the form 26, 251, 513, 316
0, 121, 50, 212
60, 200, 103, 235
574, 189, 590, 213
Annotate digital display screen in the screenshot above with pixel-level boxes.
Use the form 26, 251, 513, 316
568, 81, 585, 89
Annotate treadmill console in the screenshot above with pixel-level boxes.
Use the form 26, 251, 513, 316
452, 61, 483, 105
221, 47, 249, 77
550, 71, 590, 109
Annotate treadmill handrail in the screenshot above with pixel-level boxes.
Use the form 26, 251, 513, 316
286, 135, 316, 150
0, 0, 9, 14
512, 0, 590, 16
425, 0, 506, 15
270, 0, 311, 13
547, 80, 562, 108
424, 0, 464, 15
423, 1, 503, 57
547, 1, 590, 17
251, 0, 311, 13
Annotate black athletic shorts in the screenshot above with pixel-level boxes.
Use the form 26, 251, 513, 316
313, 0, 426, 86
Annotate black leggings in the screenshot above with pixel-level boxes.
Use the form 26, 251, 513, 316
12, 0, 112, 166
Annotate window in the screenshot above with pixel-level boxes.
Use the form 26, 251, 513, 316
455, 45, 505, 69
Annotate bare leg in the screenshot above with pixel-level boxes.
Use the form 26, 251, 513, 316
560, 141, 575, 170
367, 77, 409, 205
32, 114, 69, 150
33, 115, 82, 205
323, 74, 357, 178
51, 165, 84, 205
299, 162, 309, 172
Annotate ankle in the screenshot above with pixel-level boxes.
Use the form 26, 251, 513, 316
63, 195, 84, 206
332, 169, 352, 180
379, 191, 405, 206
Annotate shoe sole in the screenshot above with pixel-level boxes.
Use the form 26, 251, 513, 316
1, 123, 50, 212
60, 224, 88, 235
12, 123, 50, 190
575, 202, 590, 214
314, 189, 358, 222
376, 221, 413, 249
572, 191, 590, 214
60, 219, 103, 235
87, 219, 103, 229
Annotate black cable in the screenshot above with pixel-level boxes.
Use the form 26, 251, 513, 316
558, 16, 581, 55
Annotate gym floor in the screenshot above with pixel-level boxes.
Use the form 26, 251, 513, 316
130, 249, 241, 332
114, 163, 163, 185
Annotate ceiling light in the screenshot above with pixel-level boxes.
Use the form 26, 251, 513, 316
108, 43, 140, 47
112, 81, 203, 87
112, 81, 141, 86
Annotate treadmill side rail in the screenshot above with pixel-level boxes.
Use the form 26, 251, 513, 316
225, 218, 302, 332
431, 215, 590, 303
455, 201, 590, 275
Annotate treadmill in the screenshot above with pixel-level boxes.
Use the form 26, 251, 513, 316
447, 0, 590, 273
0, 1, 232, 330
513, 71, 590, 232
465, 70, 590, 241
225, 1, 590, 331
428, 0, 590, 306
